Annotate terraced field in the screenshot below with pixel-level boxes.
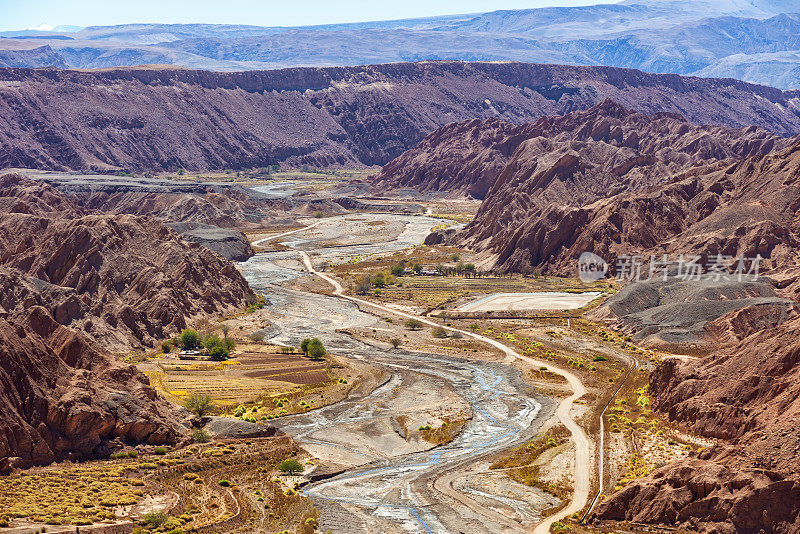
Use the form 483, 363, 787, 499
141, 344, 333, 407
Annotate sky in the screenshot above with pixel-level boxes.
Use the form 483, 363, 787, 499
0, 0, 618, 31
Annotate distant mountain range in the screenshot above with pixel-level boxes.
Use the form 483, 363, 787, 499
1, 0, 800, 88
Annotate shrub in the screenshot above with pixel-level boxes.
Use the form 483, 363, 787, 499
141, 511, 168, 529
391, 264, 405, 276
300, 338, 310, 356
406, 318, 423, 331
181, 329, 200, 350
593, 355, 608, 362
355, 276, 372, 295
390, 338, 401, 349
277, 458, 304, 475
431, 326, 448, 339
153, 446, 168, 455
127, 450, 139, 458
218, 480, 231, 487
224, 338, 236, 351
191, 428, 211, 443
372, 272, 387, 288
161, 341, 172, 354
184, 393, 214, 417
209, 345, 229, 361
248, 332, 265, 342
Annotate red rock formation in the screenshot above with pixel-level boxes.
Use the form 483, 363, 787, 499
444, 113, 800, 276
593, 314, 800, 533
0, 173, 264, 468
2, 62, 800, 172
0, 179, 256, 350
374, 100, 789, 200
0, 296, 182, 470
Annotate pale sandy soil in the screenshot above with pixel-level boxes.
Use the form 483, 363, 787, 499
457, 291, 603, 312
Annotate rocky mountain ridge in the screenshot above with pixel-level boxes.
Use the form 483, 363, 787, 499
0, 174, 256, 350
2, 62, 800, 174
373, 99, 790, 199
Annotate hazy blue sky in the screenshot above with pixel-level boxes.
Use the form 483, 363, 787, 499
0, 0, 617, 31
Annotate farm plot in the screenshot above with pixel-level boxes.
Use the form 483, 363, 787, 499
145, 344, 332, 407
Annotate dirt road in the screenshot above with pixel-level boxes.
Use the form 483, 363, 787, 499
238, 214, 596, 532
302, 250, 592, 533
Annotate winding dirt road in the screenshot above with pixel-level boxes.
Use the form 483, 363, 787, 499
301, 250, 592, 533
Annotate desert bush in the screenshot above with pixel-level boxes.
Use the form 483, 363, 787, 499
190, 428, 211, 443
141, 511, 168, 528
153, 446, 168, 455
406, 318, 423, 331
355, 276, 372, 295
218, 479, 231, 487
307, 338, 326, 360
204, 336, 223, 351
390, 338, 401, 349
161, 341, 172, 354
372, 272, 387, 288
431, 326, 448, 339
248, 332, 265, 342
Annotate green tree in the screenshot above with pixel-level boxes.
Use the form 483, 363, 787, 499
406, 318, 423, 331
209, 345, 229, 361
277, 458, 304, 476
391, 264, 405, 277
300, 338, 311, 356
184, 393, 214, 417
307, 338, 326, 360
413, 263, 422, 274
372, 272, 387, 288
431, 326, 449, 339
181, 329, 200, 350
204, 336, 223, 351
224, 337, 236, 351
390, 338, 402, 349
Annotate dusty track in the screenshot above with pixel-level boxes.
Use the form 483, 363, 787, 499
301, 250, 592, 533
239, 214, 599, 532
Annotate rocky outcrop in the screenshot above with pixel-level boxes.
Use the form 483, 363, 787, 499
0, 174, 265, 467
166, 222, 254, 261
373, 99, 789, 199
594, 452, 800, 533
593, 314, 800, 532
590, 276, 796, 351
0, 174, 256, 350
0, 300, 183, 470
2, 62, 800, 172
442, 112, 800, 276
